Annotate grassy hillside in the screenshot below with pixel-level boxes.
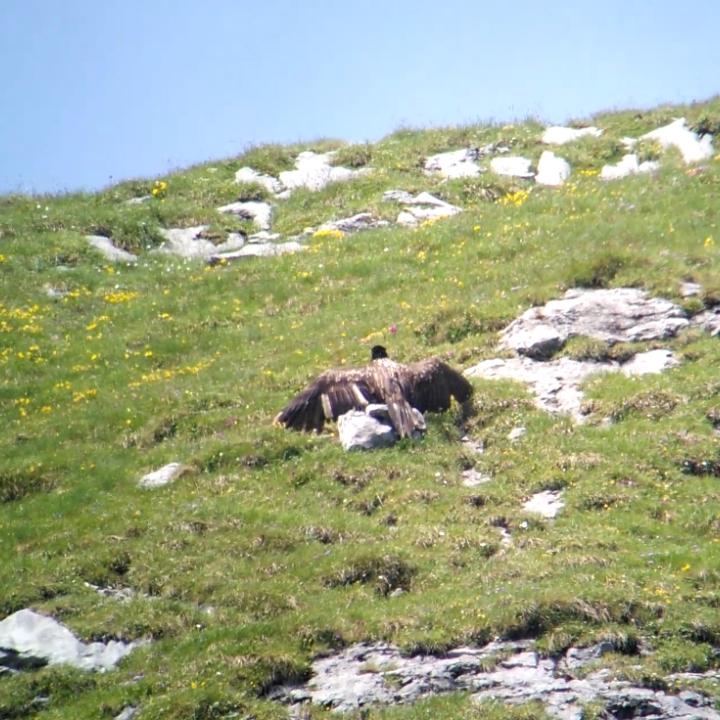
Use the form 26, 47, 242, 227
2, 96, 720, 719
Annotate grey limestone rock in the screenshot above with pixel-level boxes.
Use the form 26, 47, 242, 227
337, 405, 425, 451
272, 640, 720, 719
317, 212, 390, 234
499, 288, 688, 358
523, 490, 564, 518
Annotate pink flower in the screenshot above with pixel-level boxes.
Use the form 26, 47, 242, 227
389, 323, 398, 335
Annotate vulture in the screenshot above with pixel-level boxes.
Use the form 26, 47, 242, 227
274, 345, 474, 438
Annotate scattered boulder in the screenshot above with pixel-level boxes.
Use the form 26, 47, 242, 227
270, 639, 720, 719
508, 426, 526, 442
523, 490, 564, 518
641, 118, 714, 164
139, 462, 186, 489
424, 148, 483, 178
216, 200, 272, 230
499, 288, 689, 359
600, 153, 659, 180
535, 151, 571, 186
490, 156, 534, 178
337, 405, 425, 451
541, 126, 603, 144
85, 235, 137, 263
383, 190, 461, 227
316, 212, 390, 234
0, 609, 144, 673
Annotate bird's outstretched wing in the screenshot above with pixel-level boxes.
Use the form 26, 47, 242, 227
274, 367, 381, 433
406, 358, 474, 413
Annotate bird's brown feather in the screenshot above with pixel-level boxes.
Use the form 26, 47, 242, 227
275, 355, 473, 436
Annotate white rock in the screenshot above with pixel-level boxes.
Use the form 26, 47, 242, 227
541, 126, 603, 145
234, 166, 285, 195
86, 235, 137, 263
508, 427, 526, 442
216, 200, 272, 230
620, 349, 678, 376
600, 154, 659, 180
278, 151, 365, 193
139, 462, 185, 489
213, 233, 246, 253
523, 490, 564, 518
535, 151, 571, 186
384, 190, 461, 227
0, 609, 143, 672
424, 148, 483, 178
642, 118, 714, 164
337, 411, 397, 451
317, 212, 390, 234
156, 226, 213, 259
691, 308, 720, 336
466, 356, 615, 421
499, 288, 688, 358
490, 156, 534, 178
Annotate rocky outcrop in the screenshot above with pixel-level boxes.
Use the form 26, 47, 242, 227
0, 609, 145, 673
271, 640, 720, 719
499, 288, 688, 359
465, 289, 685, 420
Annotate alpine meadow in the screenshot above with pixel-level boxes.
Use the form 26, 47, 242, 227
2, 96, 720, 720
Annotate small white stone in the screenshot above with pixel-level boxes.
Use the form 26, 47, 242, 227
490, 156, 534, 178
139, 462, 185, 489
523, 490, 564, 518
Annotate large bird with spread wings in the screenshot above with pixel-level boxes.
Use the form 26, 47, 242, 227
274, 345, 474, 438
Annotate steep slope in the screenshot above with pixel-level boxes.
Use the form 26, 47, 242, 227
1, 97, 720, 719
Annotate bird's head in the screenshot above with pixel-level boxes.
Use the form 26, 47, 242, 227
371, 345, 388, 360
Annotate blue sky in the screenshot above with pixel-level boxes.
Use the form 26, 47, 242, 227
1, 0, 718, 195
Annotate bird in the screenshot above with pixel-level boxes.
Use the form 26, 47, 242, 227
274, 345, 474, 438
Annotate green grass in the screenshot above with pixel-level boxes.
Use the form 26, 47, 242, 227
2, 96, 720, 719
